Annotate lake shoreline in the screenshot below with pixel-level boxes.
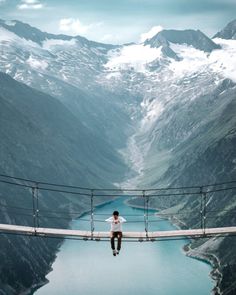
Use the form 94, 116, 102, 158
165, 214, 222, 295
125, 198, 221, 294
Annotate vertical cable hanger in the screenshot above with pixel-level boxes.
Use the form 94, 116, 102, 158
203, 191, 207, 235
31, 186, 36, 235
143, 190, 149, 239
200, 186, 203, 230
90, 189, 94, 240
35, 183, 39, 228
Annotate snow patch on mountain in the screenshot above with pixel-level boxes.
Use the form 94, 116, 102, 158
0, 27, 18, 42
4, 20, 16, 27
0, 27, 39, 49
42, 38, 77, 50
104, 36, 236, 83
105, 72, 121, 79
168, 43, 209, 78
27, 56, 48, 70
140, 99, 164, 131
210, 38, 236, 82
168, 39, 236, 82
105, 44, 162, 73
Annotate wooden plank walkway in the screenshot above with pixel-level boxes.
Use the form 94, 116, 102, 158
0, 224, 236, 240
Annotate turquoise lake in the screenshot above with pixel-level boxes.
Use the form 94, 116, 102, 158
35, 198, 214, 295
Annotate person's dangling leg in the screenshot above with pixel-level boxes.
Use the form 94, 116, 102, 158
110, 232, 116, 256
117, 232, 122, 254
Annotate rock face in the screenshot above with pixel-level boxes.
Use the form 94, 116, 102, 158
143, 29, 220, 63
0, 72, 129, 294
145, 29, 221, 51
0, 18, 236, 294
0, 72, 127, 186
214, 19, 236, 40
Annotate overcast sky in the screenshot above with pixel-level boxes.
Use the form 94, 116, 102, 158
0, 0, 235, 44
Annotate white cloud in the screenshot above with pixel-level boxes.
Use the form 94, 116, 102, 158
24, 0, 39, 3
17, 0, 44, 10
100, 34, 121, 44
0, 0, 6, 4
101, 34, 113, 42
59, 18, 98, 36
140, 26, 163, 43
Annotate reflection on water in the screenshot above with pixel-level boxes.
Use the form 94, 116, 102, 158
35, 198, 213, 295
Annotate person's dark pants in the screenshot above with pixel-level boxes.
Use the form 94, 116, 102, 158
110, 231, 122, 251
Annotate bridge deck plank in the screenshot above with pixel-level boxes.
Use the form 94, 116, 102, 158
0, 224, 236, 239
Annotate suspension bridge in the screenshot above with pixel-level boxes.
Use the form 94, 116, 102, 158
0, 174, 236, 242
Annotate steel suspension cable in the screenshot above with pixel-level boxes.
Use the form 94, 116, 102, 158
1, 173, 236, 193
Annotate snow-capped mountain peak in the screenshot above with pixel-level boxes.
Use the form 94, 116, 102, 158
214, 19, 236, 40
145, 29, 221, 52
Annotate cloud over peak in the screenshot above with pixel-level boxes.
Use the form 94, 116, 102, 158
17, 0, 44, 10
140, 26, 163, 43
59, 18, 102, 36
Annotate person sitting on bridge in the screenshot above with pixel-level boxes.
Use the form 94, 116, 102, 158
105, 211, 126, 256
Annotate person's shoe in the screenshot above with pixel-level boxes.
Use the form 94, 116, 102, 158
113, 250, 116, 256
116, 250, 120, 255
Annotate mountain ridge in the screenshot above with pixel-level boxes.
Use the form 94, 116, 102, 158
0, 19, 117, 49
145, 29, 221, 53
213, 19, 236, 40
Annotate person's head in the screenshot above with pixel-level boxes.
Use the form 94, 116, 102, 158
113, 211, 119, 219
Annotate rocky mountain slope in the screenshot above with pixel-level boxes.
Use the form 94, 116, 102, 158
0, 72, 128, 294
214, 19, 236, 40
100, 20, 236, 294
116, 22, 236, 294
